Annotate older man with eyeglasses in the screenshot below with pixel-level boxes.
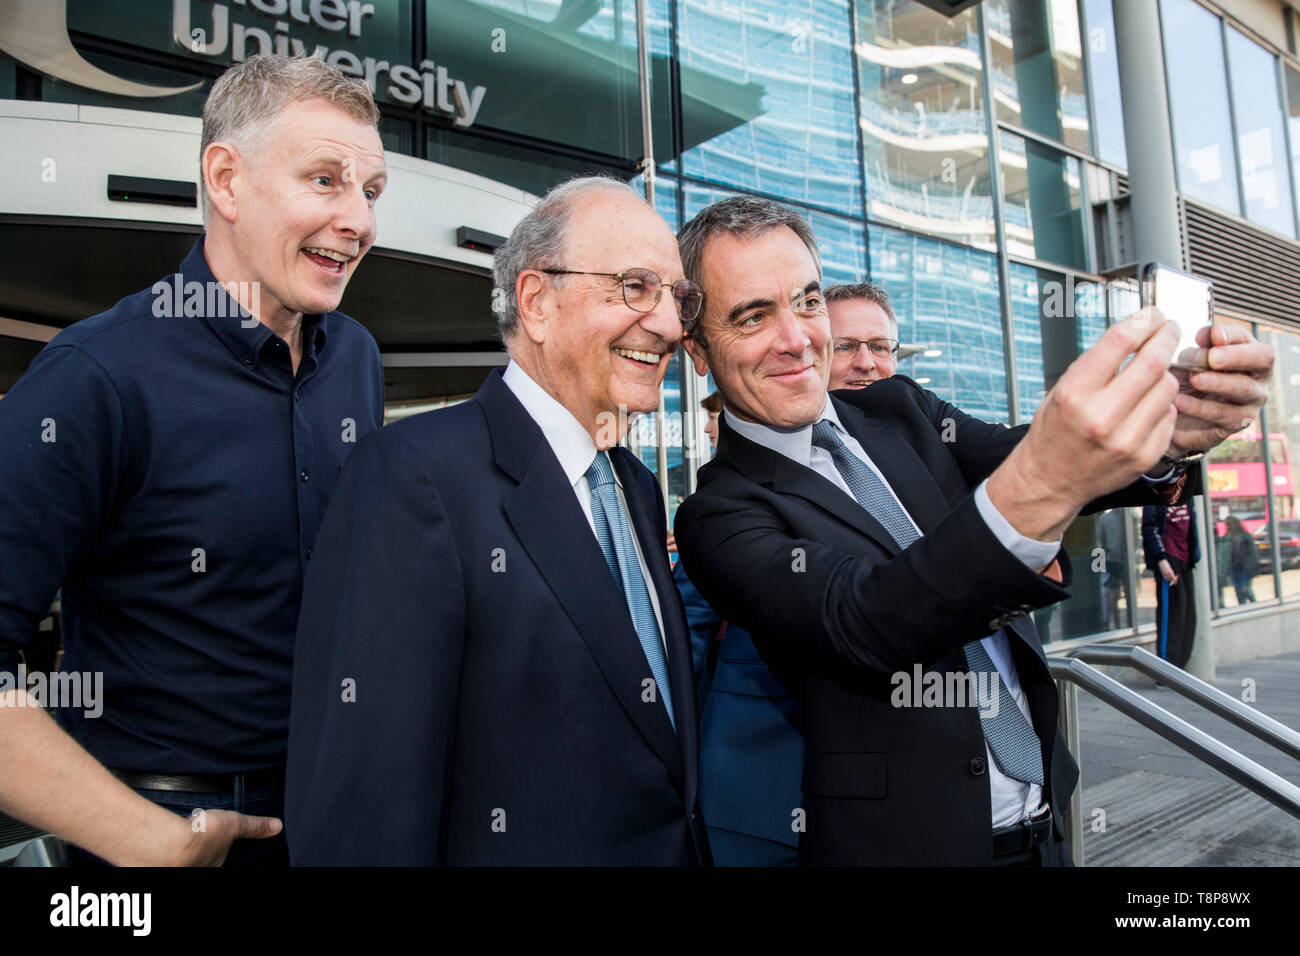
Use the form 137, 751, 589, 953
827, 281, 899, 389
287, 175, 711, 865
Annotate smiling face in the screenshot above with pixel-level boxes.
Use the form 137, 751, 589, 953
204, 96, 387, 325
521, 190, 685, 441
828, 296, 898, 389
684, 226, 831, 429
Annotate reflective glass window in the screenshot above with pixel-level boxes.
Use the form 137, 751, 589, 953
1288, 67, 1300, 234
1000, 132, 1087, 269
1226, 27, 1295, 238
682, 182, 866, 285
867, 223, 1008, 422
429, 0, 672, 163
1160, 0, 1240, 214
1081, 0, 1127, 168
426, 128, 626, 197
677, 0, 861, 213
38, 49, 210, 118
1255, 326, 1300, 603
1206, 316, 1276, 609
1009, 263, 1105, 421
854, 0, 995, 251
986, 0, 1090, 152
0, 51, 16, 99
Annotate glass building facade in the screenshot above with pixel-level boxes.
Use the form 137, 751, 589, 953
3, 0, 1300, 647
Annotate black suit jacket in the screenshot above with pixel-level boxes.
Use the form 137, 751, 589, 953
287, 368, 709, 865
674, 375, 1194, 866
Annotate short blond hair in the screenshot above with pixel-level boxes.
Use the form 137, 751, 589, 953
200, 55, 379, 222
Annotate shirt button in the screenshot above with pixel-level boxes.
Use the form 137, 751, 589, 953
970, 757, 987, 776
243, 354, 254, 365
305, 548, 313, 561
300, 469, 310, 482
294, 390, 302, 402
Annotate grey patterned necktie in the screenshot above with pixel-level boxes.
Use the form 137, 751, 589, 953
810, 419, 1044, 785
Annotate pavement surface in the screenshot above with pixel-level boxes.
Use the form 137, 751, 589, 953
1076, 651, 1300, 866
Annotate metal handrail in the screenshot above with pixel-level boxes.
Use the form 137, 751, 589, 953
1049, 654, 1300, 865
1069, 644, 1300, 761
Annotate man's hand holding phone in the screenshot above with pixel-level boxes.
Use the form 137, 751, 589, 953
1167, 323, 1274, 457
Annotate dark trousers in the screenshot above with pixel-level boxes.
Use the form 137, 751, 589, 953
71, 772, 288, 867
1156, 555, 1196, 669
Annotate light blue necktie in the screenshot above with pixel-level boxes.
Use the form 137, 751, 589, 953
811, 419, 1043, 785
585, 451, 675, 732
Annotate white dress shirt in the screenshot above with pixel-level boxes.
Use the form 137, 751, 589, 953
502, 361, 666, 648
725, 399, 1048, 828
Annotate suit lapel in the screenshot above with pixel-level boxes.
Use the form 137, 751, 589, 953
477, 372, 685, 789
828, 395, 951, 536
716, 400, 953, 555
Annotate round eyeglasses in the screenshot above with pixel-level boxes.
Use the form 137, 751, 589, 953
541, 267, 704, 324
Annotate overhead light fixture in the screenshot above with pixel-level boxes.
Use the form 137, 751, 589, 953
915, 377, 932, 385
900, 73, 919, 85
923, 348, 943, 357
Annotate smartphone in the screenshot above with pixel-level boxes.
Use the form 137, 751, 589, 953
1140, 263, 1214, 369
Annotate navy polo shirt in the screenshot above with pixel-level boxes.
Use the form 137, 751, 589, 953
0, 237, 385, 773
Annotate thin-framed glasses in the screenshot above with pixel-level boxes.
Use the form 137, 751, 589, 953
540, 267, 704, 324
833, 338, 899, 358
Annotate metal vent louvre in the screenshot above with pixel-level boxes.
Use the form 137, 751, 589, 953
1182, 200, 1300, 330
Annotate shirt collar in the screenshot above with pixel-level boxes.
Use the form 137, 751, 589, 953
501, 361, 616, 489
181, 236, 330, 366
722, 395, 841, 469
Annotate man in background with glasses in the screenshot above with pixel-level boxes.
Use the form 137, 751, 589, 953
287, 176, 711, 865
826, 281, 899, 389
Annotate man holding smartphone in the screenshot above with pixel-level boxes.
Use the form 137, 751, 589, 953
673, 195, 1273, 865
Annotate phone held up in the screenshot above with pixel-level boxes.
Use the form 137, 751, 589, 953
1140, 263, 1214, 370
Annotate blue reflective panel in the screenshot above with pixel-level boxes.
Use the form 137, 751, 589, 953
678, 0, 862, 214
1000, 132, 1087, 269
1082, 0, 1127, 168
855, 0, 995, 251
986, 0, 1090, 153
1160, 0, 1240, 214
1010, 264, 1104, 421
682, 182, 865, 283
632, 172, 682, 232
868, 224, 1008, 423
1226, 28, 1296, 238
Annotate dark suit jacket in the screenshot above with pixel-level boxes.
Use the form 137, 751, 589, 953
287, 368, 709, 865
675, 562, 803, 864
674, 375, 1196, 866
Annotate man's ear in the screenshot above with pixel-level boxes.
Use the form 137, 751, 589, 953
515, 270, 549, 345
202, 142, 241, 225
682, 332, 711, 378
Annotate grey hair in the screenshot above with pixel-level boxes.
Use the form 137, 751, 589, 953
825, 280, 898, 331
200, 55, 379, 224
492, 175, 643, 342
677, 195, 822, 345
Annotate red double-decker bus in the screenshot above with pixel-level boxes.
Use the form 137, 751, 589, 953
1207, 432, 1294, 535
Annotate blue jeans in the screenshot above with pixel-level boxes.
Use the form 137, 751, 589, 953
71, 772, 288, 867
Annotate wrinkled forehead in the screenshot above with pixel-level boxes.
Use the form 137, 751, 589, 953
261, 99, 385, 168
563, 192, 683, 275
829, 298, 895, 339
